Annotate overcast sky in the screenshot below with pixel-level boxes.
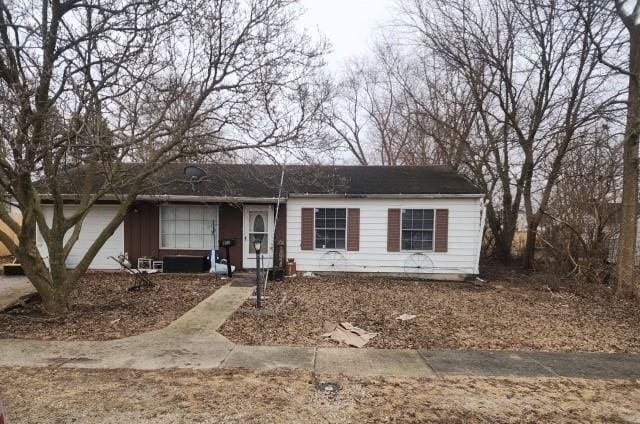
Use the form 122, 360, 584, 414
299, 0, 395, 70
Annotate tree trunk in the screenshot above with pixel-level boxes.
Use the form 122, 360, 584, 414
14, 221, 73, 315
40, 291, 70, 315
523, 222, 537, 270
485, 204, 517, 263
616, 32, 640, 298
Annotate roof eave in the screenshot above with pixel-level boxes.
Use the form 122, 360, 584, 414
40, 194, 285, 204
287, 193, 484, 199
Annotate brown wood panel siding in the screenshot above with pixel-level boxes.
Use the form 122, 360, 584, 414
347, 208, 360, 251
124, 202, 244, 269
274, 205, 287, 268
387, 208, 401, 252
124, 202, 159, 263
301, 208, 314, 250
217, 203, 243, 269
435, 209, 449, 252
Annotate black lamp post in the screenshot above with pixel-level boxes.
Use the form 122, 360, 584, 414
254, 238, 262, 308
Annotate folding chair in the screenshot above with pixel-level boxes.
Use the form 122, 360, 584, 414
109, 255, 158, 291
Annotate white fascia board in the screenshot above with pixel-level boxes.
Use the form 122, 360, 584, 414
287, 193, 485, 199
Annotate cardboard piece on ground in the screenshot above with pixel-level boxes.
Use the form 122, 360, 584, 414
323, 321, 338, 333
396, 314, 417, 321
321, 321, 377, 348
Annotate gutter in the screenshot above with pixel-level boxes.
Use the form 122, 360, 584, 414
41, 192, 485, 203
41, 194, 284, 204
136, 194, 283, 204
287, 193, 485, 199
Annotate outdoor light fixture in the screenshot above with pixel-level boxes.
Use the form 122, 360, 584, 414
253, 240, 262, 253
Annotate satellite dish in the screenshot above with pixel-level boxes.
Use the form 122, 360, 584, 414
183, 166, 207, 192
184, 165, 207, 179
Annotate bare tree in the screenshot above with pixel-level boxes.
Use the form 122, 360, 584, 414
324, 66, 371, 165
611, 0, 640, 297
325, 44, 420, 166
0, 0, 327, 314
541, 125, 622, 282
395, 0, 622, 265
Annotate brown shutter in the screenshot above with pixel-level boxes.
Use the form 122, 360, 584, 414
435, 209, 449, 252
301, 208, 314, 250
387, 209, 401, 252
347, 208, 360, 251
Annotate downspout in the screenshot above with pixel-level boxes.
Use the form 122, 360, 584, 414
264, 167, 286, 293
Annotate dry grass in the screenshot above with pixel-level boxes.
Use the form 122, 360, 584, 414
219, 275, 640, 352
1, 367, 639, 423
0, 273, 224, 341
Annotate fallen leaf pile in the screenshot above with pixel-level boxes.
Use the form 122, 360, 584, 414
220, 275, 640, 352
0, 272, 224, 341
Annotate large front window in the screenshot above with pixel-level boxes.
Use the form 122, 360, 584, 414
315, 208, 346, 249
401, 209, 434, 251
160, 205, 218, 249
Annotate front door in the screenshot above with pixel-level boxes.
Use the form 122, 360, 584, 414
243, 205, 274, 269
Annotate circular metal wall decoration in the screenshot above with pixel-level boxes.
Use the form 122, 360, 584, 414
403, 253, 434, 275
318, 250, 348, 273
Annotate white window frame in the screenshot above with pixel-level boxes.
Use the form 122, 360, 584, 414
314, 207, 347, 251
400, 208, 435, 252
159, 204, 219, 250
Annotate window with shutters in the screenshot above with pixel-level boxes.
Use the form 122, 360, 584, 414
401, 209, 434, 251
315, 208, 346, 249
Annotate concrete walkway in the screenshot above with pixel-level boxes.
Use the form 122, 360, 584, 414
0, 275, 35, 310
1, 282, 640, 379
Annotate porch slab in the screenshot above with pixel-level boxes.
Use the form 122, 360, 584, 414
222, 345, 316, 370
419, 349, 556, 377
315, 348, 434, 377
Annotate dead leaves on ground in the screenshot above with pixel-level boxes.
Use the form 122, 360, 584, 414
0, 273, 224, 341
220, 276, 640, 352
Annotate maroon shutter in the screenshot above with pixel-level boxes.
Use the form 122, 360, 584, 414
347, 208, 360, 251
387, 209, 401, 252
435, 209, 449, 252
301, 208, 314, 250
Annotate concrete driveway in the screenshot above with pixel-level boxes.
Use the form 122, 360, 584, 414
0, 275, 35, 310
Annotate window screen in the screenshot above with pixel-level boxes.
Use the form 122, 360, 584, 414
315, 208, 346, 249
401, 209, 434, 250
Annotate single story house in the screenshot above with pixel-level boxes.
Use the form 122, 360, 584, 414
37, 164, 486, 279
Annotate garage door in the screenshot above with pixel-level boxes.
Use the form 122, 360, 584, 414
37, 205, 125, 269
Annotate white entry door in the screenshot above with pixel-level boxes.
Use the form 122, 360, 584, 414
243, 205, 274, 269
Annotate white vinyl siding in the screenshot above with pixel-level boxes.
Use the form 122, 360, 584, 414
287, 197, 484, 277
160, 205, 218, 250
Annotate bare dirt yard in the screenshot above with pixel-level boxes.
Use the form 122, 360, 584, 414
0, 273, 224, 340
219, 274, 640, 352
1, 367, 639, 423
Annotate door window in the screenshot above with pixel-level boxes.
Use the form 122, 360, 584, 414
249, 211, 268, 253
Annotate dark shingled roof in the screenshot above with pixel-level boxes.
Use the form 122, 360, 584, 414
44, 163, 483, 198
142, 164, 483, 198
